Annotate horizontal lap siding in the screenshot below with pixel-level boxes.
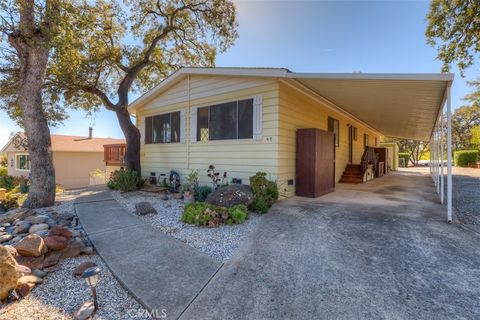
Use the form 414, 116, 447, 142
277, 82, 380, 197
136, 75, 279, 186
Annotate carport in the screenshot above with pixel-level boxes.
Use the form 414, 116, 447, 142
284, 72, 455, 222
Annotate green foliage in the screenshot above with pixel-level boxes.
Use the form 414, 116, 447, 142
0, 175, 16, 191
107, 169, 146, 192
195, 185, 213, 202
470, 125, 480, 149
426, 0, 480, 75
249, 172, 278, 214
399, 153, 410, 167
182, 202, 249, 227
454, 150, 479, 167
181, 170, 199, 194
0, 167, 6, 176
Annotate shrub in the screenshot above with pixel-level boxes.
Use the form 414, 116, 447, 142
0, 167, 7, 177
399, 153, 410, 167
195, 185, 212, 202
454, 150, 479, 167
249, 172, 278, 213
181, 202, 249, 227
0, 175, 15, 191
107, 169, 146, 192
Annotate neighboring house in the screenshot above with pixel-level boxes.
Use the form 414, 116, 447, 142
1, 129, 125, 189
128, 67, 451, 197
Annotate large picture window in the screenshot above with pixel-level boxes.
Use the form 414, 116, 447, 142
16, 154, 30, 171
328, 117, 340, 147
197, 99, 254, 141
145, 111, 181, 144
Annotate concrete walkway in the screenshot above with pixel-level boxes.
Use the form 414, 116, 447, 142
180, 171, 480, 319
74, 191, 222, 320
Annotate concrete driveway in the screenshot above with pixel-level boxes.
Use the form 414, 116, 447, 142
180, 170, 480, 320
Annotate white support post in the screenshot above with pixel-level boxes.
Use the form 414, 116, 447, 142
437, 127, 441, 194
440, 112, 445, 204
446, 86, 453, 222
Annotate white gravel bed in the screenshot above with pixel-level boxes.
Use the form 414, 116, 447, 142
111, 191, 262, 262
0, 255, 149, 320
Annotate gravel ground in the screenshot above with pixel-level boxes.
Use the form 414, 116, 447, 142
448, 168, 480, 225
111, 191, 262, 262
0, 255, 149, 320
1, 186, 150, 320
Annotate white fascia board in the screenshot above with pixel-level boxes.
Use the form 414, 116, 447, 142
287, 72, 455, 82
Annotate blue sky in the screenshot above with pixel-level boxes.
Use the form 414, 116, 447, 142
1, 0, 477, 147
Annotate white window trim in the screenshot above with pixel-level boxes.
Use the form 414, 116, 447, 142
15, 153, 30, 172
191, 96, 262, 143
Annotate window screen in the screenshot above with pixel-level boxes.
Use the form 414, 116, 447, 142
209, 101, 237, 140
145, 111, 181, 144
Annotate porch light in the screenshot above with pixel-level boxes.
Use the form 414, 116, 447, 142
82, 266, 101, 311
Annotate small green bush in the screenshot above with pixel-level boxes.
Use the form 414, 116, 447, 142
0, 175, 15, 191
454, 150, 479, 167
195, 185, 213, 202
0, 167, 7, 177
399, 153, 410, 167
182, 202, 249, 227
107, 169, 146, 192
249, 172, 278, 213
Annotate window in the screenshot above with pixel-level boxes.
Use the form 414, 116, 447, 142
145, 111, 181, 144
16, 154, 30, 171
328, 117, 340, 147
364, 134, 369, 148
353, 127, 358, 141
197, 98, 254, 141
375, 137, 379, 146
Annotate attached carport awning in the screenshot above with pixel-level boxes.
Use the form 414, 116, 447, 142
286, 73, 454, 141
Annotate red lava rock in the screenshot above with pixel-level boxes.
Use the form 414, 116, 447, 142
14, 234, 47, 257
43, 251, 62, 268
48, 226, 72, 240
73, 261, 97, 276
44, 235, 68, 251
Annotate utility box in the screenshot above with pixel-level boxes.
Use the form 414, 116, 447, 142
0, 188, 6, 201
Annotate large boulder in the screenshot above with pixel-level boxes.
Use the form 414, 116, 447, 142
135, 202, 157, 215
0, 245, 19, 300
15, 255, 45, 270
14, 234, 47, 257
206, 185, 254, 208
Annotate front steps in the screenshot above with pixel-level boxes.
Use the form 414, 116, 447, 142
339, 164, 363, 184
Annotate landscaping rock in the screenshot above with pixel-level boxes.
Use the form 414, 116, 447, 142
17, 265, 31, 276
74, 301, 95, 320
135, 201, 157, 215
0, 208, 35, 225
26, 214, 49, 225
13, 221, 30, 234
48, 226, 73, 240
34, 230, 49, 238
28, 223, 49, 234
16, 282, 34, 297
43, 251, 62, 268
14, 234, 47, 257
17, 275, 43, 285
0, 245, 19, 300
0, 234, 13, 243
32, 269, 47, 278
74, 261, 98, 276
15, 255, 45, 270
44, 235, 69, 251
4, 245, 17, 257
206, 184, 254, 208
60, 238, 87, 258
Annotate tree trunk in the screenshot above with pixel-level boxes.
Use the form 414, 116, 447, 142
16, 47, 56, 208
115, 107, 141, 174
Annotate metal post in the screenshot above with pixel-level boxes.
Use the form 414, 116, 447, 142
446, 86, 453, 222
440, 112, 444, 204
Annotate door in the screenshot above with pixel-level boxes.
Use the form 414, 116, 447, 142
348, 125, 353, 163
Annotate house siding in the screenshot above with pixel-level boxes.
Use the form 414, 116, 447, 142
135, 76, 381, 197
136, 75, 279, 186
277, 82, 381, 197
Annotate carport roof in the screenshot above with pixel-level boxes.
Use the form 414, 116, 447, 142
128, 67, 454, 141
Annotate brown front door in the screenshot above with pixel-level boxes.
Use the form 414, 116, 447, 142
348, 125, 353, 163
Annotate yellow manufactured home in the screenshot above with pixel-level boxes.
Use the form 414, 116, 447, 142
128, 68, 449, 197
129, 67, 381, 197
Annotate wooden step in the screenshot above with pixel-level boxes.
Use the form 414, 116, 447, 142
340, 163, 364, 184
